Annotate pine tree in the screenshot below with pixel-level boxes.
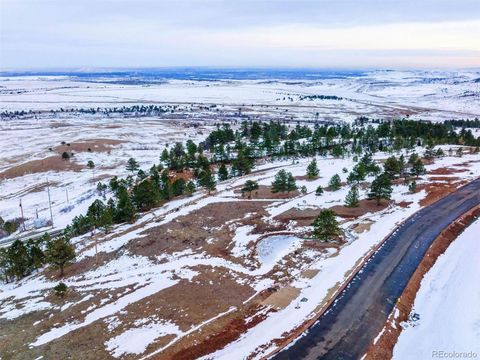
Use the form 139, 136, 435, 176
98, 208, 113, 233
126, 158, 139, 174
45, 237, 75, 277
306, 159, 319, 179
7, 240, 29, 280
172, 178, 186, 197
286, 173, 297, 194
312, 209, 341, 241
132, 179, 160, 211
368, 173, 393, 205
185, 180, 196, 196
242, 180, 259, 199
199, 169, 216, 194
384, 156, 400, 179
315, 186, 324, 196
218, 164, 229, 181
328, 174, 342, 191
271, 169, 288, 193
345, 185, 360, 207
114, 187, 136, 223
410, 158, 426, 179
160, 170, 172, 200
409, 180, 417, 194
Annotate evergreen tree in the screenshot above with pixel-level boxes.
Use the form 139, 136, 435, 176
368, 173, 393, 205
410, 158, 426, 179
126, 158, 139, 174
286, 172, 297, 194
218, 163, 229, 181
160, 148, 170, 165
312, 209, 341, 241
160, 170, 172, 200
242, 180, 259, 199
347, 163, 367, 184
306, 159, 319, 179
185, 180, 196, 196
199, 169, 216, 194
132, 179, 160, 211
114, 187, 136, 223
345, 185, 360, 207
384, 156, 401, 179
172, 178, 186, 197
53, 282, 68, 298
45, 237, 75, 277
7, 240, 29, 280
315, 186, 324, 196
328, 174, 342, 191
98, 208, 113, 233
409, 180, 417, 193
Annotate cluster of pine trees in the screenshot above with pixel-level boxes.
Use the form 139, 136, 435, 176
2, 117, 478, 282
0, 234, 75, 283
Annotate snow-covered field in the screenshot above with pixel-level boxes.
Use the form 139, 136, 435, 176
393, 219, 480, 359
1, 69, 479, 121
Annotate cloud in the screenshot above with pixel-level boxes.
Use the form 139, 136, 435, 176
1, 0, 479, 68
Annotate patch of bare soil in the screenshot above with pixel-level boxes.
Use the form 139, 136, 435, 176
127, 200, 272, 262
428, 176, 461, 181
0, 156, 83, 179
365, 205, 480, 360
352, 220, 373, 234
428, 167, 468, 175
261, 286, 301, 310
236, 185, 299, 199
418, 180, 468, 207
52, 138, 123, 154
330, 199, 389, 218
274, 208, 320, 226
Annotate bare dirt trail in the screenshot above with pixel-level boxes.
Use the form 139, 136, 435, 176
273, 177, 480, 360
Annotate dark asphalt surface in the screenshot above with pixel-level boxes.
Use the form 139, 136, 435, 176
274, 178, 480, 360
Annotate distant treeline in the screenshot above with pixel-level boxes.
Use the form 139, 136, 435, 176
299, 95, 343, 101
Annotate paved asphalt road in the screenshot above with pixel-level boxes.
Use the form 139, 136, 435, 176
274, 178, 480, 360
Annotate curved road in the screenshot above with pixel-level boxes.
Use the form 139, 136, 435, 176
274, 178, 480, 360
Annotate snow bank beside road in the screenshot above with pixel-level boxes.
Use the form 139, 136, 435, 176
393, 219, 480, 359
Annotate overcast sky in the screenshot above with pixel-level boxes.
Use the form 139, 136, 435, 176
1, 0, 479, 69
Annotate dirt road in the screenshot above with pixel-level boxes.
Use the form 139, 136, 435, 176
273, 178, 480, 360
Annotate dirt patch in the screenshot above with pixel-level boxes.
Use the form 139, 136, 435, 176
428, 176, 460, 181
330, 199, 389, 218
274, 207, 320, 226
365, 205, 480, 360
428, 167, 468, 175
352, 220, 373, 234
301, 269, 320, 279
127, 200, 271, 262
236, 185, 299, 200
418, 180, 467, 207
52, 138, 123, 154
0, 156, 83, 179
261, 286, 301, 310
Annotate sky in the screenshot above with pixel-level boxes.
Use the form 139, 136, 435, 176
1, 0, 479, 70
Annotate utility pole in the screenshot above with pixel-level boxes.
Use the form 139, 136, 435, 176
19, 198, 26, 231
92, 225, 99, 266
46, 178, 54, 227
